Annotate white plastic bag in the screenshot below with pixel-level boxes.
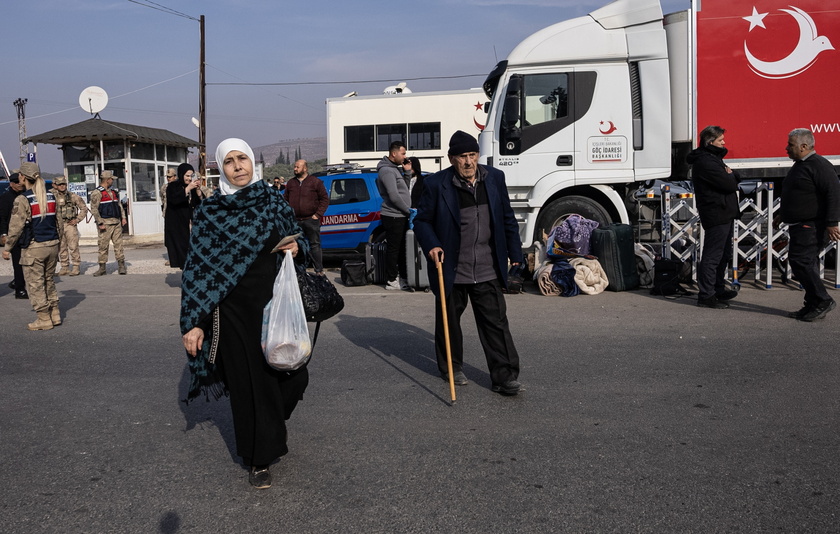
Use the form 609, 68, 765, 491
261, 250, 311, 370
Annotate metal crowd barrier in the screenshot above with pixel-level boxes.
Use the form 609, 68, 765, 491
651, 182, 840, 289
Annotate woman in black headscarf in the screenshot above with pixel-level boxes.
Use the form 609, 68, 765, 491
164, 163, 200, 269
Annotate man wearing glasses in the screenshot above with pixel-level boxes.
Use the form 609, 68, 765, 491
51, 175, 88, 276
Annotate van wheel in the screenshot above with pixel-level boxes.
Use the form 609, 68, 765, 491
534, 196, 611, 242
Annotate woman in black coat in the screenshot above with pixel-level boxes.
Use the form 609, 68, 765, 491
164, 163, 200, 269
687, 125, 741, 309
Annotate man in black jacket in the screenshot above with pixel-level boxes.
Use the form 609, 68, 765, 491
0, 172, 27, 299
781, 128, 840, 321
687, 125, 741, 309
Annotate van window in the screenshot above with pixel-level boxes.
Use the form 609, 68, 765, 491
329, 178, 370, 205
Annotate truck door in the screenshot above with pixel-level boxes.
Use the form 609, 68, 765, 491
494, 71, 578, 189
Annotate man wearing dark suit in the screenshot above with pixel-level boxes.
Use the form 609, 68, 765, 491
414, 131, 524, 395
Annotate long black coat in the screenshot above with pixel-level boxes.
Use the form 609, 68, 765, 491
687, 145, 741, 228
164, 182, 199, 269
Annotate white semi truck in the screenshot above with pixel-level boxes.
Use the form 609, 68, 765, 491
479, 0, 839, 245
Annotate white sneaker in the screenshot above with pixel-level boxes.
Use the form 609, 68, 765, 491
385, 279, 401, 290
399, 278, 415, 292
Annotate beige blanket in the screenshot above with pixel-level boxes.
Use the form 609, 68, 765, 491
569, 257, 609, 295
535, 264, 560, 296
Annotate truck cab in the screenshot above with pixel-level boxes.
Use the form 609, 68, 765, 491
480, 0, 673, 245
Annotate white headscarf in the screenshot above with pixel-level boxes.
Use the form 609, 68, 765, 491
215, 138, 261, 196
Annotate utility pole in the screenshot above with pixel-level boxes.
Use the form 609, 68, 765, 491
13, 98, 28, 164
198, 14, 206, 179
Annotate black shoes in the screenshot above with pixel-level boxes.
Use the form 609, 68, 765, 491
716, 289, 739, 301
441, 371, 468, 386
787, 305, 811, 319
697, 296, 729, 309
15, 289, 28, 300
491, 380, 523, 396
249, 466, 272, 489
794, 300, 836, 322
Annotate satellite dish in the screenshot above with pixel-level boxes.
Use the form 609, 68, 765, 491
79, 86, 108, 115
383, 82, 411, 95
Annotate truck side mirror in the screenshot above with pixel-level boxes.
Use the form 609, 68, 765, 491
503, 95, 521, 139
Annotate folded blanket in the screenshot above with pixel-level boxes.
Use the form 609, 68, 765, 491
535, 264, 560, 296
550, 260, 580, 297
570, 257, 609, 295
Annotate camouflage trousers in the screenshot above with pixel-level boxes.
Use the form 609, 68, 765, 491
59, 221, 82, 267
21, 241, 59, 313
98, 220, 125, 264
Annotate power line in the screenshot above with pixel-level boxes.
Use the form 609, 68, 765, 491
207, 74, 486, 87
125, 0, 198, 20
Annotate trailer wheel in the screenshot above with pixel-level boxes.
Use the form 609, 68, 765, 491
535, 196, 612, 242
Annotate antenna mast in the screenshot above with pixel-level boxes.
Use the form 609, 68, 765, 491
13, 98, 28, 164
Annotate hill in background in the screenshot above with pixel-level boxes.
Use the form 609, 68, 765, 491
253, 137, 326, 166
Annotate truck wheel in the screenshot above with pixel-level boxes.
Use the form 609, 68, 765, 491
535, 196, 611, 242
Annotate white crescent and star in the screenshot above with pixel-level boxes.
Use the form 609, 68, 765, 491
743, 5, 834, 79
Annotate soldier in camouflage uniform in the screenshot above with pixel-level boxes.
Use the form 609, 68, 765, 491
89, 170, 127, 276
51, 175, 88, 276
2, 162, 63, 330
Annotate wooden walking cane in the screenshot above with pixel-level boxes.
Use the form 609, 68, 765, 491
436, 257, 457, 404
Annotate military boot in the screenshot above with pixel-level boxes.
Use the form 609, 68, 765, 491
69, 265, 81, 276
58, 265, 70, 276
93, 263, 107, 277
118, 260, 127, 275
49, 305, 62, 326
28, 311, 54, 331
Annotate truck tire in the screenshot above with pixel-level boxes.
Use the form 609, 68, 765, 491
535, 196, 612, 241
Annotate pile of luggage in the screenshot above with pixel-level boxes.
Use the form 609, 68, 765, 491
532, 215, 693, 297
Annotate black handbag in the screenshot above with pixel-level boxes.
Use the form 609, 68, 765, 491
650, 258, 693, 297
296, 266, 345, 323
340, 260, 369, 286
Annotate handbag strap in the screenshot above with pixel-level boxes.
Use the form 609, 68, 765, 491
311, 321, 322, 354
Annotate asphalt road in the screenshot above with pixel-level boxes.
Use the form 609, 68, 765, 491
1, 245, 838, 533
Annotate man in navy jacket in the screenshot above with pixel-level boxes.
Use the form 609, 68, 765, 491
414, 131, 524, 395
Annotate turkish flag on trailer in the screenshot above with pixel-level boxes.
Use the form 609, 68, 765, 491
696, 1, 840, 159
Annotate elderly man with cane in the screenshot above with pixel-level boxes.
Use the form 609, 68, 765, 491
414, 131, 524, 396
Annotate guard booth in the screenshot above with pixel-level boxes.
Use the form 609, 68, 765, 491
24, 117, 197, 239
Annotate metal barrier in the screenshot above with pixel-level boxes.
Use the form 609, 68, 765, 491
649, 182, 839, 289
660, 184, 699, 281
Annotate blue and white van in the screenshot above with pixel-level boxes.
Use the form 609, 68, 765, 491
315, 166, 384, 252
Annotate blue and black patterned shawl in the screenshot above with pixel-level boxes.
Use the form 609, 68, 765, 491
180, 179, 306, 402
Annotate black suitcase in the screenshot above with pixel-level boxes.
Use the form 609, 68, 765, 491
589, 223, 639, 292
365, 241, 387, 285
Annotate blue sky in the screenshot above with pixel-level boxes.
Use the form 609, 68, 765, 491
1, 0, 690, 173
